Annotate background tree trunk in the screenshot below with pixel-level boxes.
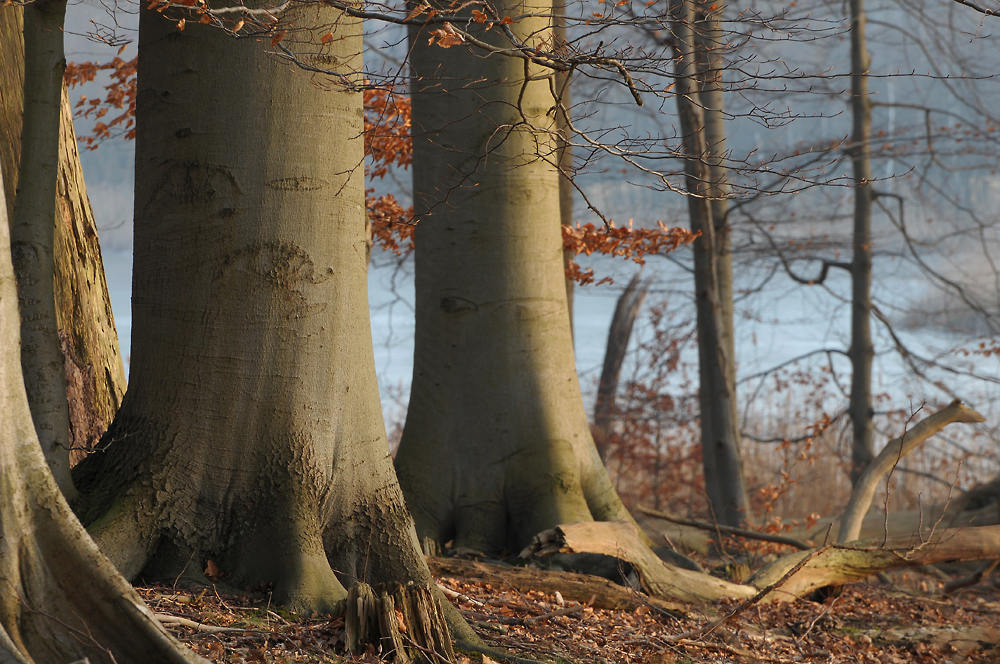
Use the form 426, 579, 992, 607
695, 0, 742, 483
672, 0, 750, 527
0, 136, 204, 664
554, 0, 575, 333
72, 7, 448, 637
11, 0, 76, 499
593, 272, 648, 461
1, 4, 127, 472
848, 0, 875, 485
396, 1, 638, 555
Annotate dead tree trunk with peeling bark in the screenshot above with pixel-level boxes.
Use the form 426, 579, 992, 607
0, 5, 128, 471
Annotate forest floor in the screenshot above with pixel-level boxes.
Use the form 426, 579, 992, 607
144, 557, 1000, 664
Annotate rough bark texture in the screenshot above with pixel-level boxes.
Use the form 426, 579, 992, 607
53, 89, 128, 464
848, 0, 875, 485
72, 9, 452, 644
0, 7, 23, 223
838, 400, 985, 543
395, 0, 637, 557
672, 0, 750, 527
0, 143, 205, 664
0, 5, 127, 470
11, 0, 76, 500
593, 273, 647, 460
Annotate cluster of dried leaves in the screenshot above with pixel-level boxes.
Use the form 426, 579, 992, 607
145, 559, 1000, 664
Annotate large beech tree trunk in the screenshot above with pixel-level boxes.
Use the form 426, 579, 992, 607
0, 5, 128, 471
71, 9, 454, 645
396, 2, 637, 555
672, 0, 750, 527
0, 145, 204, 664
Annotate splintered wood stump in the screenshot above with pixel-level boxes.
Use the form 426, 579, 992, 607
346, 582, 455, 663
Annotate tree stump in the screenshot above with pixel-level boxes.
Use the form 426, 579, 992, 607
346, 582, 456, 663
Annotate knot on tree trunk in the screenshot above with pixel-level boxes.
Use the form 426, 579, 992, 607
345, 581, 456, 663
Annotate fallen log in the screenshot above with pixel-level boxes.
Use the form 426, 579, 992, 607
520, 521, 756, 603
838, 400, 985, 544
521, 520, 1000, 605
425, 556, 688, 615
750, 525, 1000, 601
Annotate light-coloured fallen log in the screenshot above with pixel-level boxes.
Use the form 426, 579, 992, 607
838, 400, 985, 544
750, 525, 1000, 601
522, 520, 1000, 605
520, 521, 756, 603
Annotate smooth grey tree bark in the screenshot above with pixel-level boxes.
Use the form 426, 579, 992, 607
396, 1, 639, 555
72, 8, 457, 642
694, 0, 741, 466
10, 0, 76, 500
848, 0, 875, 485
0, 140, 204, 664
672, 0, 750, 527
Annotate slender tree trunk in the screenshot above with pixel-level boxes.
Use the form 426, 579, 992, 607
554, 0, 575, 333
11, 0, 76, 499
848, 0, 875, 485
672, 0, 750, 527
72, 10, 453, 647
695, 0, 741, 463
1, 5, 128, 471
397, 1, 639, 554
0, 134, 205, 664
593, 273, 648, 461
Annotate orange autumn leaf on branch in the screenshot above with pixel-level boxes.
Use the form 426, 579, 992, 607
64, 56, 138, 148
562, 220, 699, 285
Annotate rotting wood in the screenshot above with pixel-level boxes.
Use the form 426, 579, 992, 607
520, 521, 756, 603
426, 556, 688, 615
346, 582, 456, 664
838, 400, 985, 544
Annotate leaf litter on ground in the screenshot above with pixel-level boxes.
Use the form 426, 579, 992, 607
140, 562, 1000, 663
